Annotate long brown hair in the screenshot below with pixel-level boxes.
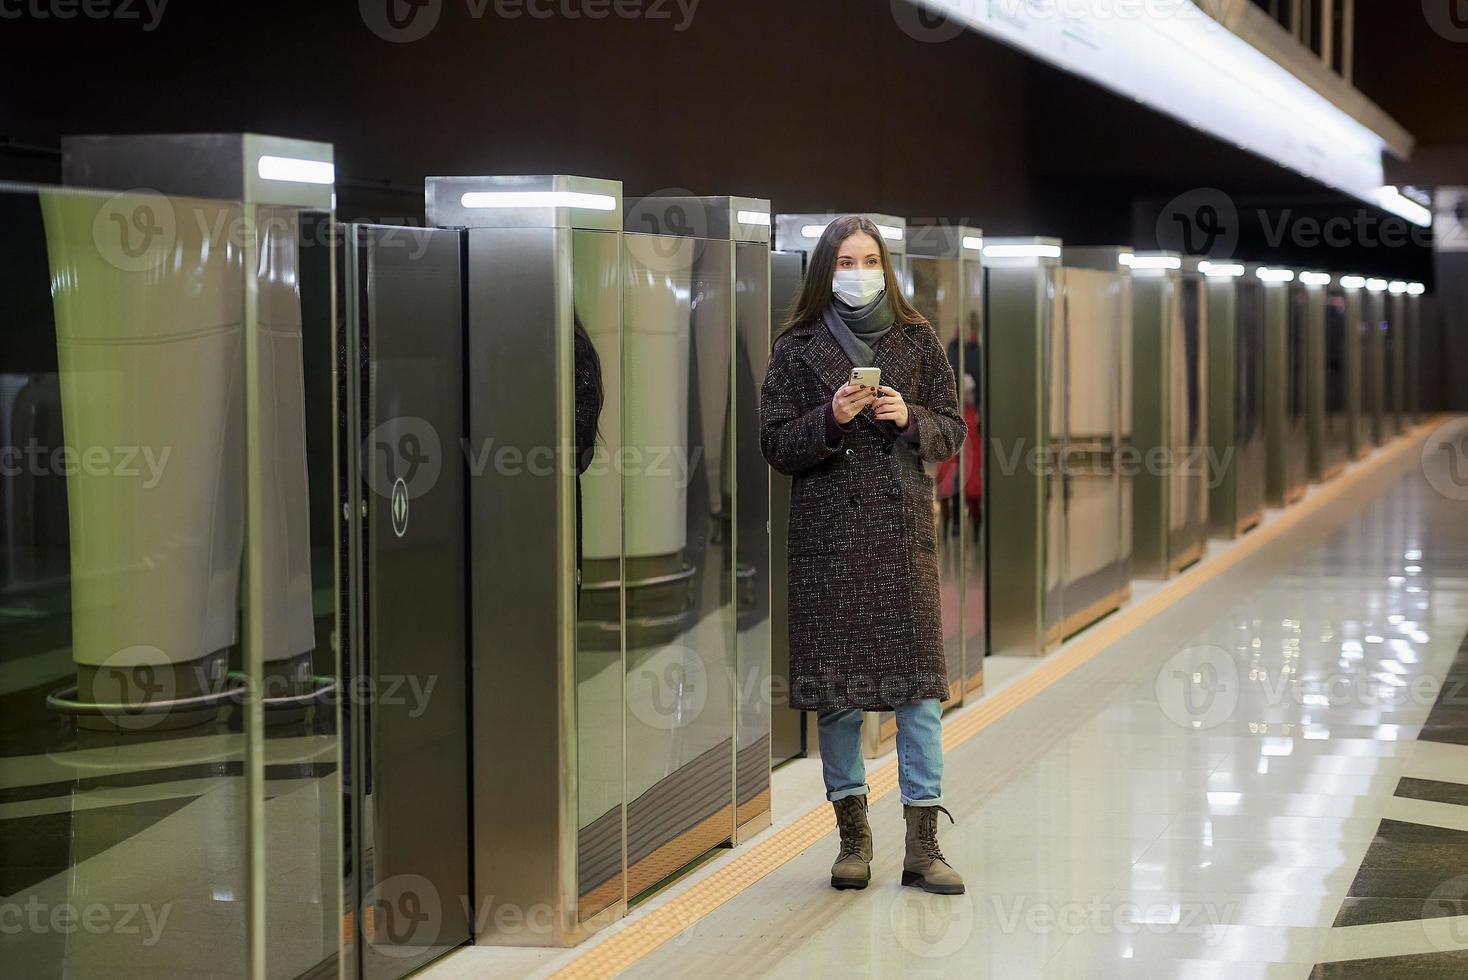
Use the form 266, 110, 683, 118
779, 214, 926, 337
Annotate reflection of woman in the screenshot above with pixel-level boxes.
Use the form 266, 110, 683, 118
759, 215, 967, 895
936, 374, 981, 540
572, 315, 603, 588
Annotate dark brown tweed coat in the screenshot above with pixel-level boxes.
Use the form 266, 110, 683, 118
759, 314, 967, 712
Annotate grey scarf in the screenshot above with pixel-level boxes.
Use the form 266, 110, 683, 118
823, 292, 895, 368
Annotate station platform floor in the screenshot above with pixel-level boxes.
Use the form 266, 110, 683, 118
427, 416, 1468, 980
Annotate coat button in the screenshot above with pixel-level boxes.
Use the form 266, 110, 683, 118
887, 485, 901, 499
849, 494, 859, 508
844, 448, 855, 460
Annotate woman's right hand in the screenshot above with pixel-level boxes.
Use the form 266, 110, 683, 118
831, 382, 876, 425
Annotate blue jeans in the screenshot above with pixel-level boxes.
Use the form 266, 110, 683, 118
817, 699, 943, 806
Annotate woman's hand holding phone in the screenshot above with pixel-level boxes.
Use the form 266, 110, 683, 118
831, 382, 876, 425
873, 385, 909, 429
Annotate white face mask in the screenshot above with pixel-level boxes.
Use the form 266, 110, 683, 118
832, 268, 886, 307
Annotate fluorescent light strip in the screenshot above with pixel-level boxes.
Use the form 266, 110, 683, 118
875, 223, 904, 242
1388, 280, 1408, 294
1338, 275, 1367, 289
1375, 186, 1432, 228
961, 235, 984, 253
1200, 262, 1246, 278
460, 191, 616, 211
1126, 255, 1182, 271
1366, 278, 1388, 292
736, 210, 770, 226
799, 223, 829, 239
256, 155, 335, 185
907, 0, 1394, 209
1407, 282, 1426, 296
983, 243, 1061, 259
1257, 267, 1296, 283
1118, 252, 1135, 266
1300, 271, 1332, 287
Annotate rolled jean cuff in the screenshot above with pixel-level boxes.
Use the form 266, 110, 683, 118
901, 795, 944, 807
827, 784, 871, 803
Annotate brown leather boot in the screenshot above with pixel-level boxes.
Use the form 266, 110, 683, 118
902, 804, 965, 894
830, 795, 873, 890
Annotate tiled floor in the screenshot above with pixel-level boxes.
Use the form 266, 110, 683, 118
419, 430, 1468, 979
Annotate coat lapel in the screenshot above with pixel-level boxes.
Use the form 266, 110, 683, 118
796, 319, 856, 395
871, 320, 922, 395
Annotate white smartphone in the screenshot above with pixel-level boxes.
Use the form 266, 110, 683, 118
849, 367, 881, 391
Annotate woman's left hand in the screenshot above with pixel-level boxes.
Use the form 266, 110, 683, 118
873, 385, 909, 430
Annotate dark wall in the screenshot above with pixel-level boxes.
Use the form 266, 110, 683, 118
0, 0, 1449, 403
0, 0, 1033, 226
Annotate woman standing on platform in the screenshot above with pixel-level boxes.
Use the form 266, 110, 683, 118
759, 214, 967, 894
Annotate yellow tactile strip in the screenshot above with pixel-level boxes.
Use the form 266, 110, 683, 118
548, 417, 1447, 980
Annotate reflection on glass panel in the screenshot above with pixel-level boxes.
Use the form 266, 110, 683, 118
571, 229, 626, 920
1237, 282, 1267, 525
1168, 276, 1206, 568
1060, 269, 1124, 627
327, 222, 470, 976
733, 241, 771, 828
254, 206, 339, 980
621, 232, 734, 901
907, 256, 964, 704
1, 185, 251, 979
1323, 287, 1350, 472
1286, 284, 1309, 498
958, 259, 985, 688
1043, 272, 1065, 643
